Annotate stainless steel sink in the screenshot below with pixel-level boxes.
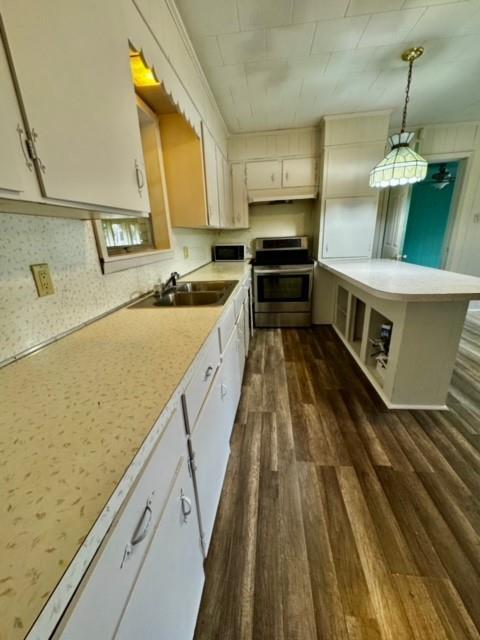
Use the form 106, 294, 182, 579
129, 280, 238, 309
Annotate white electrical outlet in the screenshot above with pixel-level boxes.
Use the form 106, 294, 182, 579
31, 263, 55, 297
183, 246, 189, 259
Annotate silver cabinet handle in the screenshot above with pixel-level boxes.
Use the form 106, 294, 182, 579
271, 173, 275, 182
180, 490, 192, 523
131, 498, 153, 546
16, 124, 33, 171
204, 365, 214, 380
135, 159, 145, 192
31, 128, 46, 173
285, 171, 289, 182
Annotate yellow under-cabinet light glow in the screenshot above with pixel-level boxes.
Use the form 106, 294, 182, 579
129, 51, 159, 87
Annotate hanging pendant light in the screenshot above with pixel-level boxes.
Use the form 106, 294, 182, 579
370, 47, 428, 189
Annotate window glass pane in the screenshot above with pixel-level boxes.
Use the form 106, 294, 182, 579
101, 218, 154, 255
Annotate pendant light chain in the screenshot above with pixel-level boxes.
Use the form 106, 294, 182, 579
401, 59, 414, 134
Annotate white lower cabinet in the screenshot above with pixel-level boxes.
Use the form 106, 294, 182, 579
221, 324, 242, 439
243, 296, 251, 355
236, 305, 246, 380
114, 456, 204, 640
189, 366, 231, 553
55, 406, 201, 639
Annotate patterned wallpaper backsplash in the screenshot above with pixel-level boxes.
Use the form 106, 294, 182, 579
0, 212, 216, 363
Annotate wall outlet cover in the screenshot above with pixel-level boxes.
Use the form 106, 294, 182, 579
183, 246, 189, 258
31, 263, 55, 297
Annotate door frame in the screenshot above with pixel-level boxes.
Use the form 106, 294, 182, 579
375, 151, 471, 268
420, 152, 470, 270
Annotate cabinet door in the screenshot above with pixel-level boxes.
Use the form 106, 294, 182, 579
223, 156, 233, 228
237, 305, 246, 380
282, 157, 316, 188
220, 324, 242, 439
216, 147, 227, 228
190, 367, 230, 552
0, 0, 148, 213
115, 457, 204, 640
324, 144, 384, 197
232, 162, 248, 228
0, 31, 26, 193
201, 123, 220, 227
243, 295, 250, 355
322, 197, 378, 259
246, 160, 282, 190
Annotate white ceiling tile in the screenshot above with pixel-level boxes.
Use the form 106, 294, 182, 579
347, 0, 405, 16
358, 8, 426, 47
218, 30, 266, 64
237, 0, 294, 29
191, 36, 224, 67
406, 1, 480, 39
175, 0, 240, 36
311, 15, 369, 52
176, 0, 480, 131
292, 0, 350, 22
266, 23, 316, 59
202, 64, 248, 92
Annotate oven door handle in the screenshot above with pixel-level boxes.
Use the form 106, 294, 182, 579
254, 268, 313, 276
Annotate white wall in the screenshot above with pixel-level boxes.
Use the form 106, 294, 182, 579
0, 212, 215, 363
217, 200, 314, 252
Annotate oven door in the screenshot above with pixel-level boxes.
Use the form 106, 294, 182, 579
254, 266, 313, 313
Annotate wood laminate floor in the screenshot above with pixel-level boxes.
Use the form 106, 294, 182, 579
194, 324, 480, 640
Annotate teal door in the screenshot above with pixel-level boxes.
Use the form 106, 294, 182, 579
403, 162, 458, 269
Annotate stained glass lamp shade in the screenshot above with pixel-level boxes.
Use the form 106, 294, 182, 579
369, 132, 428, 188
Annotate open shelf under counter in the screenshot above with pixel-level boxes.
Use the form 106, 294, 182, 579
318, 260, 476, 410
348, 295, 366, 358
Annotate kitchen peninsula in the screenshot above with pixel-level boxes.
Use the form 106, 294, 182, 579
318, 259, 480, 409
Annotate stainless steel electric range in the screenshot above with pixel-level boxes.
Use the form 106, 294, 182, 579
253, 236, 314, 328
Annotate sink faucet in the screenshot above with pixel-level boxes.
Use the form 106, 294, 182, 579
162, 271, 180, 294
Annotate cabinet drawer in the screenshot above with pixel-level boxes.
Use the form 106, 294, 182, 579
182, 328, 221, 430
55, 405, 187, 639
218, 301, 236, 354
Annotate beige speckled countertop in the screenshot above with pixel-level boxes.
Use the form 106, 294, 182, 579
319, 258, 480, 301
0, 261, 251, 640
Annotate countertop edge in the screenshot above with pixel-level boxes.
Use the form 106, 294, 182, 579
318, 260, 480, 302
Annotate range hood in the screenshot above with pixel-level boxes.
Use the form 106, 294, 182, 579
248, 186, 317, 203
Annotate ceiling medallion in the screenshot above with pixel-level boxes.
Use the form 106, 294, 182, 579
370, 46, 428, 189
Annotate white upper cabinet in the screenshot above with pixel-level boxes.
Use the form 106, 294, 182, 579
245, 157, 317, 200
216, 147, 229, 228
222, 155, 233, 228
283, 157, 316, 188
201, 123, 220, 227
231, 162, 249, 228
0, 0, 148, 213
322, 197, 378, 259
0, 32, 26, 194
246, 160, 282, 190
324, 143, 385, 198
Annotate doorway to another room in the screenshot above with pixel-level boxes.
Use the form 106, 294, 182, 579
381, 160, 460, 269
